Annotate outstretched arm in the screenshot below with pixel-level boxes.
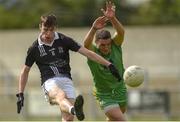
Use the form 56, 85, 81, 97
83, 16, 107, 50
101, 1, 125, 45
78, 46, 121, 81
79, 46, 111, 66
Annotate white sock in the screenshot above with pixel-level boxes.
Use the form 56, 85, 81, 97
69, 106, 75, 115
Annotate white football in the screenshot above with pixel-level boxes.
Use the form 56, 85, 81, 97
123, 65, 145, 87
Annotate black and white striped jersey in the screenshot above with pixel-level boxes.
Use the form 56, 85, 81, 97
25, 32, 81, 85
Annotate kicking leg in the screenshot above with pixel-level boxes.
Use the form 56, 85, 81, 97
48, 85, 75, 121
43, 77, 85, 121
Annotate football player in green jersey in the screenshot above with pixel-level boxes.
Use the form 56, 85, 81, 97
84, 1, 127, 121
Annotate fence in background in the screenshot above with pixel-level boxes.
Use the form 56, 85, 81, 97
0, 27, 180, 121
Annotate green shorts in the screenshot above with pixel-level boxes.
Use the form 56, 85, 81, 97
94, 88, 127, 112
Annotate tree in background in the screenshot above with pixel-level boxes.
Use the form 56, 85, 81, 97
0, 0, 180, 29
130, 0, 180, 25
0, 0, 98, 29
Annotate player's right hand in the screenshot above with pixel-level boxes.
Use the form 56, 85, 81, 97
16, 93, 24, 114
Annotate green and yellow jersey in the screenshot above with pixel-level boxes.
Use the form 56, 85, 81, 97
87, 39, 126, 96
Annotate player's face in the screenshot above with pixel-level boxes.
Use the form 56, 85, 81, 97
40, 24, 56, 43
96, 38, 112, 55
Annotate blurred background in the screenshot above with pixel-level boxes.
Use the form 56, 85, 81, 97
0, 0, 180, 121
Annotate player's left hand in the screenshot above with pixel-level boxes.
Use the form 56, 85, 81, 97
16, 93, 24, 114
108, 64, 121, 81
101, 1, 116, 19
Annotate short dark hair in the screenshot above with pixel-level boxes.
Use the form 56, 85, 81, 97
40, 14, 57, 27
95, 29, 111, 42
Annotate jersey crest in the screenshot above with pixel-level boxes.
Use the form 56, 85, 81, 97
49, 48, 56, 56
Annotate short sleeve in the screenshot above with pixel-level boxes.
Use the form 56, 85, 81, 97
65, 36, 81, 52
25, 46, 35, 67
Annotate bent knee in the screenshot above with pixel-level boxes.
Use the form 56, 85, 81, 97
54, 92, 67, 104
56, 91, 66, 99
48, 88, 66, 104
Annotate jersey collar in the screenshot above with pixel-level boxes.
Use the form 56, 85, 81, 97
38, 32, 59, 46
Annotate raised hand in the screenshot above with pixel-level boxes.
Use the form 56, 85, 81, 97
92, 16, 108, 30
101, 1, 116, 19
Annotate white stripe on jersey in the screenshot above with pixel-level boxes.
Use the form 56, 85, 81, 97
38, 45, 47, 57
50, 66, 60, 75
